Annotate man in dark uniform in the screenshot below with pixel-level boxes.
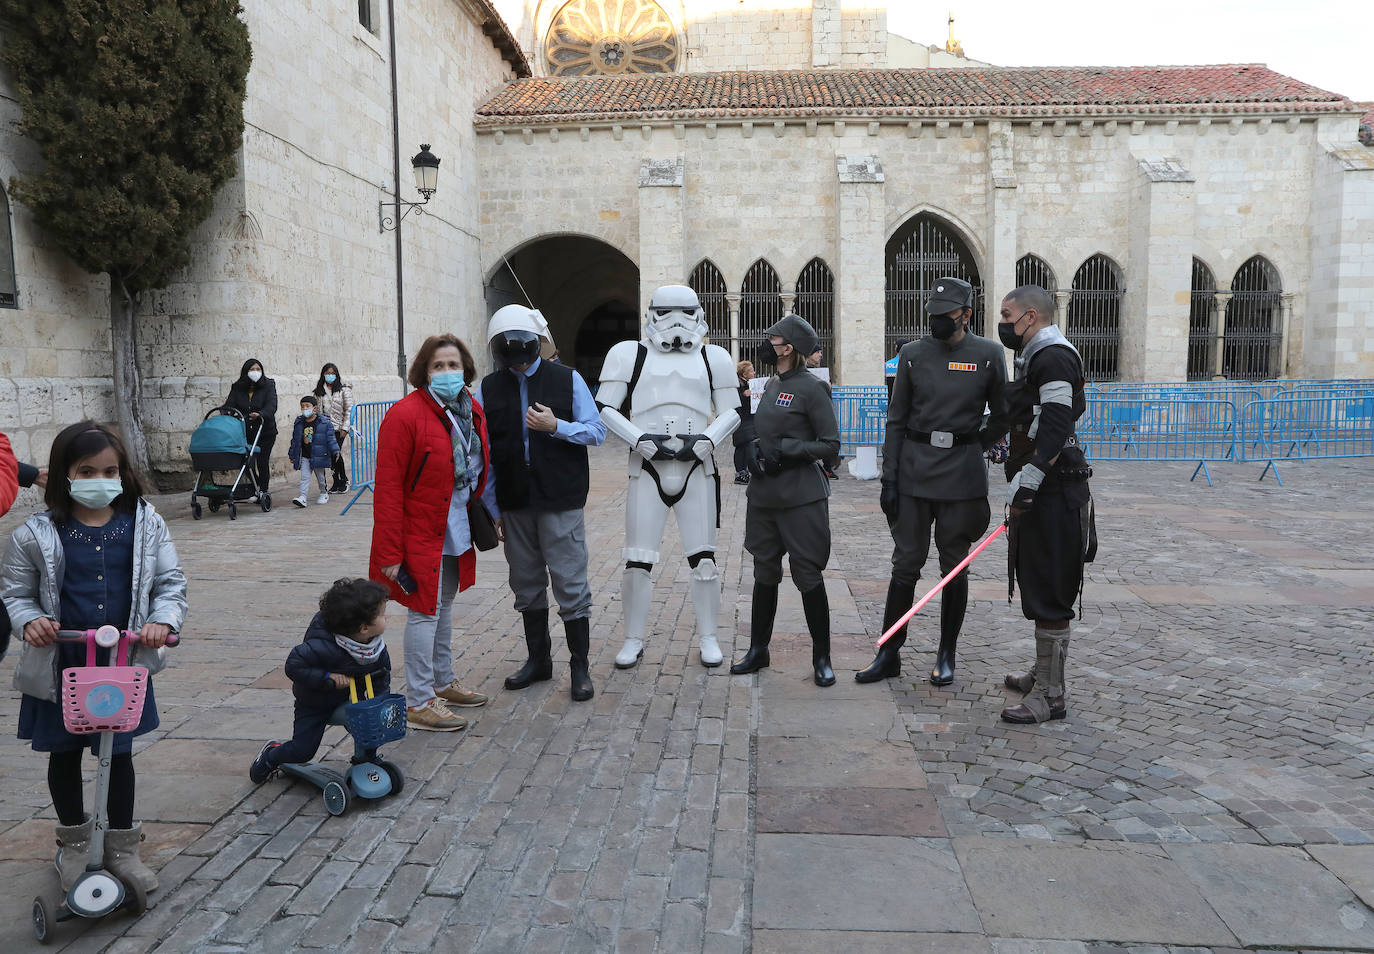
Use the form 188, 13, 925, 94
858, 278, 1008, 686
995, 284, 1093, 724
729, 314, 842, 686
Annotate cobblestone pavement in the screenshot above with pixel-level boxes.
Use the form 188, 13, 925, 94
0, 450, 1371, 953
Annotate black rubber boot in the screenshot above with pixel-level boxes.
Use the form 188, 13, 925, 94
505, 609, 554, 690
930, 572, 968, 687
565, 616, 594, 702
729, 583, 778, 674
801, 583, 835, 687
856, 579, 915, 683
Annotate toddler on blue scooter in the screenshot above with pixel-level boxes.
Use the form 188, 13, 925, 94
250, 578, 391, 782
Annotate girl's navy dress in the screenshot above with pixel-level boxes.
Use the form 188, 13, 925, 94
16, 511, 159, 753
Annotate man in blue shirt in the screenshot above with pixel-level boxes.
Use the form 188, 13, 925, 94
477, 305, 606, 702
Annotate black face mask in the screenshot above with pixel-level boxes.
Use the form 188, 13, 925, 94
998, 310, 1028, 351
756, 343, 780, 367
929, 315, 960, 341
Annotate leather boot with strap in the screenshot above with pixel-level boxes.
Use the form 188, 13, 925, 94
565, 616, 594, 702
505, 609, 554, 690
801, 582, 835, 687
930, 571, 968, 687
55, 817, 93, 892
856, 579, 914, 683
729, 582, 777, 674
1001, 625, 1069, 723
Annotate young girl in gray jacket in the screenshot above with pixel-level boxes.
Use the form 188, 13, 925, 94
2, 421, 187, 895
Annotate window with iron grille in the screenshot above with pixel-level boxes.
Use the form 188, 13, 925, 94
885, 213, 983, 356
1015, 254, 1057, 297
740, 259, 782, 355
358, 0, 379, 35
794, 258, 835, 368
0, 185, 16, 309
1187, 257, 1217, 380
1067, 254, 1123, 382
687, 259, 729, 351
1224, 255, 1282, 381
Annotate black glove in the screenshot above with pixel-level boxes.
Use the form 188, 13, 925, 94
674, 434, 712, 462
746, 441, 783, 479
634, 433, 678, 461
880, 479, 899, 519
1010, 485, 1036, 514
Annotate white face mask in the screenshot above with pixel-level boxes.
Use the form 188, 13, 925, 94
247, 370, 262, 382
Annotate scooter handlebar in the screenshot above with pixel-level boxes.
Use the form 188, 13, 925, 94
54, 625, 179, 648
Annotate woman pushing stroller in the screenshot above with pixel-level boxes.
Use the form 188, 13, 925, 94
2, 421, 187, 895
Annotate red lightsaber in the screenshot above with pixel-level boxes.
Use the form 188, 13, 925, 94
876, 520, 1009, 648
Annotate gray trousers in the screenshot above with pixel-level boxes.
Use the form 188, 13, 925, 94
502, 508, 593, 621
744, 498, 830, 591
889, 495, 992, 586
403, 553, 462, 707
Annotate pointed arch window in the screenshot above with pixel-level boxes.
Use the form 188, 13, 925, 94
884, 213, 983, 353
1, 185, 16, 309
1224, 256, 1282, 381
740, 259, 782, 350
1187, 258, 1217, 380
1015, 254, 1057, 297
687, 259, 729, 350
1066, 254, 1123, 382
795, 257, 835, 365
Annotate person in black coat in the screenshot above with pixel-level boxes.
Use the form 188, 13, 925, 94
250, 579, 393, 782
225, 357, 279, 492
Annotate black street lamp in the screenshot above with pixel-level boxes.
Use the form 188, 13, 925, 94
379, 143, 440, 232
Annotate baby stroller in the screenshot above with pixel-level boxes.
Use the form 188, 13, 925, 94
188, 407, 271, 519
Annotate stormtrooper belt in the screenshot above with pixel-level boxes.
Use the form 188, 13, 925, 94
638, 458, 704, 509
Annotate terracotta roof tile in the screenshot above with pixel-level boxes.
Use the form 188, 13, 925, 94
1359, 101, 1374, 127
476, 64, 1355, 125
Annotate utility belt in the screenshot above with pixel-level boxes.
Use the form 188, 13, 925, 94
905, 428, 979, 448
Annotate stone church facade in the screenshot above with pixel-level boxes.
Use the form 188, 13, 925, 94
1, 0, 1371, 476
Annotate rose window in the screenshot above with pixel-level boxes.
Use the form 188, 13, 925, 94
545, 0, 679, 76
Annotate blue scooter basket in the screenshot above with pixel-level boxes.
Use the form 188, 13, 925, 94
343, 674, 407, 749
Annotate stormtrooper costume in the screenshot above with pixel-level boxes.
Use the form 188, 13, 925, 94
596, 285, 741, 668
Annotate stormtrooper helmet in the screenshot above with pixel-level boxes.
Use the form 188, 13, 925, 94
645, 285, 708, 353
488, 304, 548, 370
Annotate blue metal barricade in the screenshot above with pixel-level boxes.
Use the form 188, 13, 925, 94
1241, 394, 1374, 484
1081, 396, 1239, 485
340, 400, 396, 516
830, 386, 889, 458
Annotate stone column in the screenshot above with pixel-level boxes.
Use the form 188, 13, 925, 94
780, 290, 796, 314
637, 157, 685, 314
1279, 293, 1295, 377
1124, 156, 1196, 381
1053, 290, 1072, 330
1212, 288, 1232, 380
986, 120, 1019, 337
835, 154, 886, 385
726, 293, 742, 362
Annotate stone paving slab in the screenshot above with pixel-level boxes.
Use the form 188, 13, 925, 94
1308, 844, 1374, 908
753, 929, 992, 953
954, 838, 1237, 946
1166, 842, 1374, 948
755, 736, 928, 790
755, 785, 945, 836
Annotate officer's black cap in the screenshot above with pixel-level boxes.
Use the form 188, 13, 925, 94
925, 277, 974, 315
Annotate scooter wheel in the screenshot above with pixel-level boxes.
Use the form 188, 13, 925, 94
322, 779, 350, 815
32, 894, 55, 944
191, 501, 203, 520
228, 503, 238, 520
260, 493, 272, 512
379, 760, 405, 797
123, 877, 147, 915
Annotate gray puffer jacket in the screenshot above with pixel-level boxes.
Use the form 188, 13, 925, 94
2, 500, 188, 702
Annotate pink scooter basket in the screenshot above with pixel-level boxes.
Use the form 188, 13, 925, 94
61, 627, 148, 734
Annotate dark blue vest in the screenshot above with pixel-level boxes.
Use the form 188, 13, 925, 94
480, 362, 589, 513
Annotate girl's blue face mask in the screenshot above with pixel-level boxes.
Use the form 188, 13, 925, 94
324, 374, 337, 384
69, 478, 123, 509
430, 371, 465, 404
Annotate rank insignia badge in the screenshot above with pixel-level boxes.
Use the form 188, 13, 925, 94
947, 362, 976, 372
776, 393, 794, 407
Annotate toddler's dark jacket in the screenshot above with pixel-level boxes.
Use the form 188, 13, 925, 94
285, 612, 392, 712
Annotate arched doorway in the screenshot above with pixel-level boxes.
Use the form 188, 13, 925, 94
487, 235, 638, 387
1188, 258, 1217, 380
1067, 254, 1124, 382
885, 213, 983, 355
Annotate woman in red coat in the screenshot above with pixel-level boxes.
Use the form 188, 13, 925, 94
369, 335, 492, 732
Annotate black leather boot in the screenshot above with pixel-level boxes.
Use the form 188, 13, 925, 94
729, 583, 777, 674
801, 583, 835, 687
565, 617, 594, 702
856, 579, 916, 683
505, 609, 554, 690
930, 572, 968, 686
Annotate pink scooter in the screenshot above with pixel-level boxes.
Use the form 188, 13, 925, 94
32, 625, 177, 945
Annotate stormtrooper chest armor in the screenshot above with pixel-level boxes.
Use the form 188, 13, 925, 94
629, 348, 714, 436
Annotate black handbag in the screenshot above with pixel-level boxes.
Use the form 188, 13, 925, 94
467, 498, 499, 551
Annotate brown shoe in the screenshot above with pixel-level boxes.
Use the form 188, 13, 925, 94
436, 681, 488, 707
406, 699, 467, 732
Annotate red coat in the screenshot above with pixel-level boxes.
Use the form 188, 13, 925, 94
368, 388, 490, 615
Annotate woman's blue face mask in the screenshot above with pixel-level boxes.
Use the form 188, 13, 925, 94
430, 371, 465, 404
